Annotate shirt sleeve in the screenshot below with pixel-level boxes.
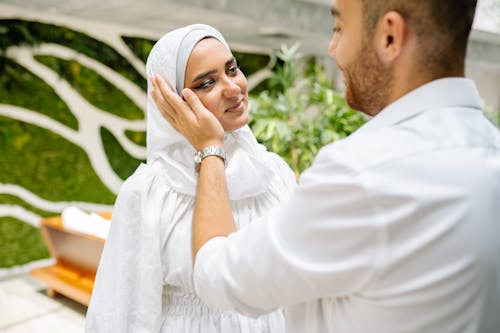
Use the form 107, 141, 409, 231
85, 174, 168, 333
193, 147, 383, 317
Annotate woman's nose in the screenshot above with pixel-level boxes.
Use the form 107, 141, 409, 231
328, 36, 338, 59
222, 77, 240, 98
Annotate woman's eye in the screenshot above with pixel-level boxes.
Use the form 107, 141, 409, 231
228, 65, 240, 75
196, 79, 215, 90
332, 26, 341, 34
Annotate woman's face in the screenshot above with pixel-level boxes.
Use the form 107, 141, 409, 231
184, 37, 249, 132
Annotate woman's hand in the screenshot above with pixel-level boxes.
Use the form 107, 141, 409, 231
150, 75, 225, 150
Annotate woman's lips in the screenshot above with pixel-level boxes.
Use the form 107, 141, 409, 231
225, 100, 244, 112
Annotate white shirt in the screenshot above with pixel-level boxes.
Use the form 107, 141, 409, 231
193, 78, 500, 333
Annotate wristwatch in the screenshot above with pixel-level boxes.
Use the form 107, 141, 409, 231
194, 146, 227, 174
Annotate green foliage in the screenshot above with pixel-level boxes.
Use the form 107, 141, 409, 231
35, 55, 145, 120
233, 51, 272, 77
0, 19, 146, 91
125, 130, 147, 146
249, 45, 366, 175
0, 116, 116, 204
121, 36, 155, 63
0, 217, 50, 268
485, 104, 500, 128
0, 194, 57, 217
0, 57, 78, 129
101, 127, 145, 180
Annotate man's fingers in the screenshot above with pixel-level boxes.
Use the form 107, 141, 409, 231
151, 83, 176, 123
150, 76, 224, 150
182, 88, 225, 147
161, 108, 179, 130
182, 89, 207, 119
153, 75, 187, 113
151, 76, 174, 109
151, 75, 200, 131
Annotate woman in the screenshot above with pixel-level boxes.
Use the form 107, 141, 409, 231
85, 24, 296, 332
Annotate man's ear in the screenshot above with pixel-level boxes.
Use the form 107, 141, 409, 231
375, 11, 406, 64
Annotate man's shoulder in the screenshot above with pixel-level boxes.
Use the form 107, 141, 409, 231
313, 106, 500, 176
314, 126, 413, 173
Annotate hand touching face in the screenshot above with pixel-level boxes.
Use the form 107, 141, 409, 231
184, 37, 249, 132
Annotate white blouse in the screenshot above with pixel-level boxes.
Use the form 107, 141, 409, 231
85, 131, 296, 332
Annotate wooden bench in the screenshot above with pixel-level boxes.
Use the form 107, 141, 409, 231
31, 212, 111, 306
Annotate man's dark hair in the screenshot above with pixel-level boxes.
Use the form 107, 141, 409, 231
360, 0, 477, 75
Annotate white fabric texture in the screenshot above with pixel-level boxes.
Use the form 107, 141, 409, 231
85, 24, 296, 332
193, 78, 500, 333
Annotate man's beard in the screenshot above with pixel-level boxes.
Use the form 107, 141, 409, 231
342, 37, 393, 116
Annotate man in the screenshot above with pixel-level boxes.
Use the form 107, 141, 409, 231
151, 0, 500, 331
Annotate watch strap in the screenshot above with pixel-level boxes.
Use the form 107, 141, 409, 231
194, 146, 227, 173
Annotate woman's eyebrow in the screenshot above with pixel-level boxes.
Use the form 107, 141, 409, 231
191, 57, 236, 83
192, 69, 217, 83
225, 57, 236, 67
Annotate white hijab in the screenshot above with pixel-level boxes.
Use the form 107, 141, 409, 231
145, 24, 273, 200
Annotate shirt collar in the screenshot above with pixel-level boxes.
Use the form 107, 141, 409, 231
354, 78, 483, 135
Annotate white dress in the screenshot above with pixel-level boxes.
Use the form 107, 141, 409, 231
85, 129, 296, 332
85, 24, 297, 332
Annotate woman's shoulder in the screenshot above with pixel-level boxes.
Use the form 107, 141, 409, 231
266, 151, 296, 178
118, 161, 170, 197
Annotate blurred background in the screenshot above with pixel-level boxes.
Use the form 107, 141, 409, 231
0, 0, 499, 331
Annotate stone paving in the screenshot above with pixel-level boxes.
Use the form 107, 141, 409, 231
0, 273, 86, 333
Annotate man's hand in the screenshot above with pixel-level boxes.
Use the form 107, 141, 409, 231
150, 75, 235, 261
150, 75, 225, 150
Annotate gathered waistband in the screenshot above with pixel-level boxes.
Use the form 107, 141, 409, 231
163, 289, 230, 318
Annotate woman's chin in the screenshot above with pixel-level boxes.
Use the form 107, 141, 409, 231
223, 117, 249, 133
